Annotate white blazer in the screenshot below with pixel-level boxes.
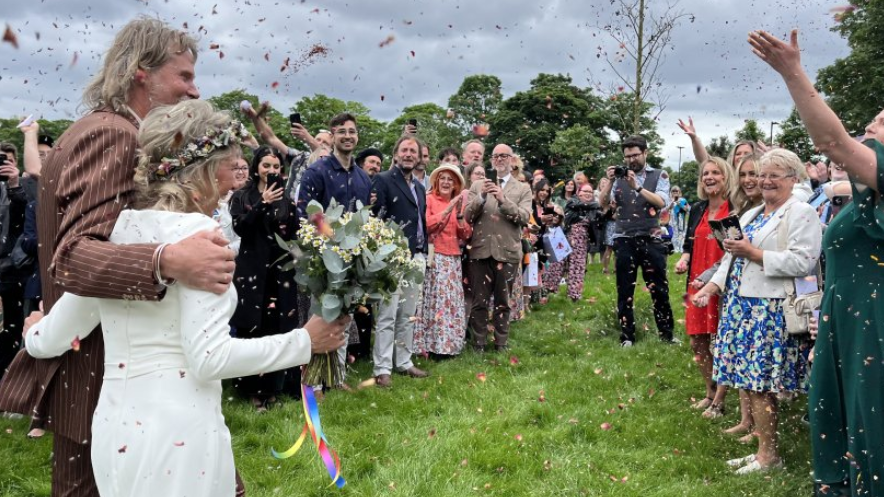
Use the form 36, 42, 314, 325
710, 196, 822, 299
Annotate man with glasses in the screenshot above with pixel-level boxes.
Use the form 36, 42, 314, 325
600, 135, 675, 347
297, 113, 372, 387
297, 113, 371, 218
463, 144, 532, 352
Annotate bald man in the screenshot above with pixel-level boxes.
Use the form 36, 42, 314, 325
462, 144, 532, 352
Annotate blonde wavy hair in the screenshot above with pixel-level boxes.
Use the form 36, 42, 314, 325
696, 156, 735, 202
134, 100, 239, 214
82, 17, 199, 113
731, 153, 762, 215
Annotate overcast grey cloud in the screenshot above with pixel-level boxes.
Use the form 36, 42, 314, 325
0, 0, 850, 172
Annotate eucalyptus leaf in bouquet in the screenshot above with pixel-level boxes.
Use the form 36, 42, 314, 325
277, 199, 424, 386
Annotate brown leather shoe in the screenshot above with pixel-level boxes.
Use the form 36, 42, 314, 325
376, 374, 392, 388
400, 366, 429, 378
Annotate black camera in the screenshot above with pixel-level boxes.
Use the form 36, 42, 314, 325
0, 153, 7, 183
289, 112, 301, 125
614, 165, 629, 178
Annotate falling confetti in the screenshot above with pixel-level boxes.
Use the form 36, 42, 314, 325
379, 35, 396, 48
2, 25, 18, 49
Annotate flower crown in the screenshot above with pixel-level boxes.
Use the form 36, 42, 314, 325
150, 120, 251, 181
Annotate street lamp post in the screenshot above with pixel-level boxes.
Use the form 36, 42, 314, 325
770, 121, 779, 145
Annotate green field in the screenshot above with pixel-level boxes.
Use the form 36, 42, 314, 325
0, 258, 812, 496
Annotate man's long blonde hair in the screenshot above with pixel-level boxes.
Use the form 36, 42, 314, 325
82, 17, 198, 113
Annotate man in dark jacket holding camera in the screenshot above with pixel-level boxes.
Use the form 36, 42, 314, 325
600, 135, 675, 347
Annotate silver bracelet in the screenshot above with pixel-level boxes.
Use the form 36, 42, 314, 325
153, 243, 176, 287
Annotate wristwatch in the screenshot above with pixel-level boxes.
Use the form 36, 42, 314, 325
634, 186, 643, 194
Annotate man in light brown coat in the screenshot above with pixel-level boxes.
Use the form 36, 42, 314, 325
463, 144, 531, 352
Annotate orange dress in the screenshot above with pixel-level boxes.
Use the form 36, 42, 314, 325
685, 201, 729, 335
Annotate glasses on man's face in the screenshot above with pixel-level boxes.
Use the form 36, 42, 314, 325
334, 128, 358, 137
491, 153, 512, 161
758, 173, 795, 182
624, 152, 643, 161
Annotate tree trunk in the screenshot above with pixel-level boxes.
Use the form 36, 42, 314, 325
633, 0, 645, 135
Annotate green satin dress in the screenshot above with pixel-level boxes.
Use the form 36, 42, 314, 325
810, 140, 884, 496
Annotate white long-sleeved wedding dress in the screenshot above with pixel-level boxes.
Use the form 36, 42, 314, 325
26, 210, 311, 497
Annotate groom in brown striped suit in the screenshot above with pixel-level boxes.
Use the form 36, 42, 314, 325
0, 18, 239, 497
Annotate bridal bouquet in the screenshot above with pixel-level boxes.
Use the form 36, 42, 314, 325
278, 199, 424, 386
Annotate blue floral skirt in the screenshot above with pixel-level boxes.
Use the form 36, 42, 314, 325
712, 261, 811, 393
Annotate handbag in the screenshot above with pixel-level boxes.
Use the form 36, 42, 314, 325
777, 207, 823, 335
542, 226, 573, 263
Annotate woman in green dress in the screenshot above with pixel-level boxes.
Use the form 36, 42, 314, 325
751, 29, 884, 495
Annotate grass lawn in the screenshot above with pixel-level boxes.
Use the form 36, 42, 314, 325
0, 257, 813, 496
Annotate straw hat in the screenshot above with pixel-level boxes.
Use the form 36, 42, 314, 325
428, 164, 466, 194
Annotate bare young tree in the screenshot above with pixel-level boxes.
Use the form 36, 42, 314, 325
594, 0, 692, 134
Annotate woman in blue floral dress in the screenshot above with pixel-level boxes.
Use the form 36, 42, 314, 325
693, 149, 822, 475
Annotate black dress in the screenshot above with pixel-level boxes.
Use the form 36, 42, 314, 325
229, 185, 300, 400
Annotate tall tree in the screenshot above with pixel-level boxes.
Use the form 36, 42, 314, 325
447, 75, 503, 137
487, 74, 612, 182
379, 103, 463, 165
594, 0, 691, 133
605, 89, 664, 166
816, 2, 884, 134
674, 159, 699, 202
207, 89, 290, 149
0, 118, 75, 161
775, 107, 815, 161
549, 124, 607, 181
705, 135, 733, 159
292, 94, 386, 149
735, 119, 767, 144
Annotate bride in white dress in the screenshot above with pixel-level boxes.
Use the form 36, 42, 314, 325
23, 100, 348, 497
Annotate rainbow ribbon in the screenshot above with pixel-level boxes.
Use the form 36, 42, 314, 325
271, 385, 346, 488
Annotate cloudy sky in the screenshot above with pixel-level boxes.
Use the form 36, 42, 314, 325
0, 0, 850, 171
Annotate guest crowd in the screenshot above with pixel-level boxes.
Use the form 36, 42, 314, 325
0, 17, 880, 497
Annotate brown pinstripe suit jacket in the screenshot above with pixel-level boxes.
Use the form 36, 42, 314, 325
0, 109, 166, 442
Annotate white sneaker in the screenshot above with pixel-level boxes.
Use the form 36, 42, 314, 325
620, 340, 633, 348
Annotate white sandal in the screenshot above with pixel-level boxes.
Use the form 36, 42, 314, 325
726, 454, 756, 468
735, 458, 783, 475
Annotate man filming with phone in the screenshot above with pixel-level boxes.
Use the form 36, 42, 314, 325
600, 135, 676, 348
463, 144, 532, 352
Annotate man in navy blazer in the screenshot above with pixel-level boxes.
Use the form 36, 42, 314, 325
370, 134, 429, 387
